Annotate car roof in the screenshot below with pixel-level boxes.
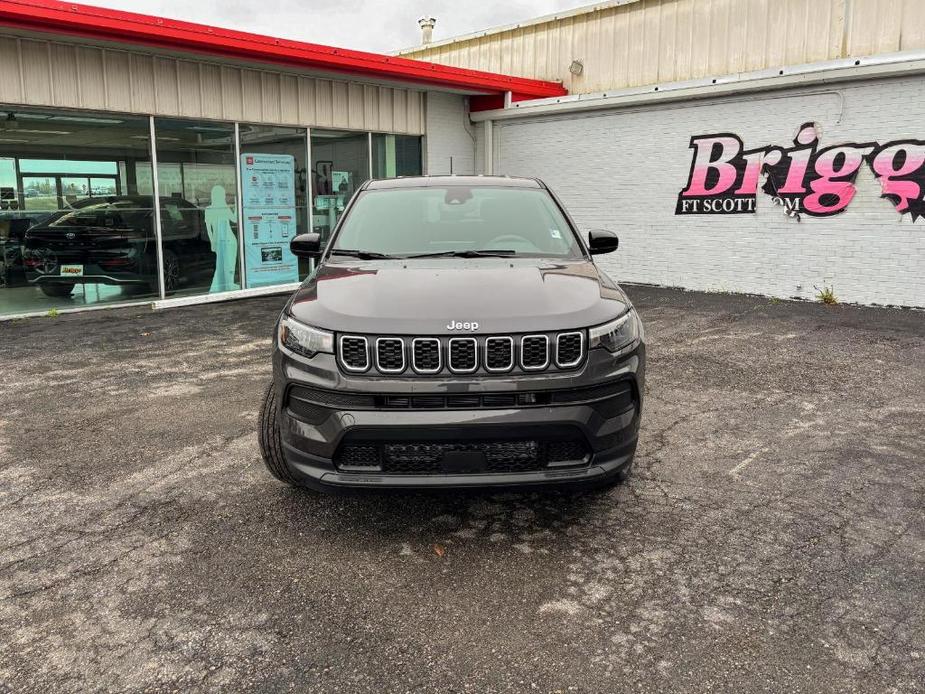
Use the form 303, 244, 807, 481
364, 175, 544, 190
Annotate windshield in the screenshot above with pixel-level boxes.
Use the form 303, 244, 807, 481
332, 186, 583, 258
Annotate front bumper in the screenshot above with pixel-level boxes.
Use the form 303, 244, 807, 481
274, 342, 645, 490
26, 265, 147, 286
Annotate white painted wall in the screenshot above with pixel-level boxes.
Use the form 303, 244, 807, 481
425, 93, 476, 175
489, 75, 925, 307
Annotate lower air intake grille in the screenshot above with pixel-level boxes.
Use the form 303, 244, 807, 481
335, 438, 590, 475
384, 440, 542, 473
546, 440, 588, 463
338, 444, 380, 469
340, 336, 369, 371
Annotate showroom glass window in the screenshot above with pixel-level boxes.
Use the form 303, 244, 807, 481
372, 134, 422, 179
309, 130, 370, 247
238, 125, 310, 285
0, 108, 156, 317
149, 118, 238, 297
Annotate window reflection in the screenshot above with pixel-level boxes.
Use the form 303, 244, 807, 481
0, 109, 423, 317
372, 134, 423, 179
0, 109, 156, 316
310, 130, 370, 247
149, 118, 239, 296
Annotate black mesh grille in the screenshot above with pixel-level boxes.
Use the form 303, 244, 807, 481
383, 440, 543, 473
556, 332, 583, 366
288, 385, 376, 409
521, 336, 548, 369
547, 440, 588, 463
449, 339, 477, 371
336, 437, 590, 475
340, 337, 368, 371
286, 399, 332, 425
412, 339, 441, 372
338, 445, 380, 469
485, 337, 513, 371
376, 339, 405, 372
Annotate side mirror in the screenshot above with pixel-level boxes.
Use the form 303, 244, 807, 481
588, 229, 619, 255
290, 233, 322, 258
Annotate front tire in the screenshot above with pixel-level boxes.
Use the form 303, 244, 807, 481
40, 283, 74, 298
258, 381, 301, 486
162, 249, 180, 293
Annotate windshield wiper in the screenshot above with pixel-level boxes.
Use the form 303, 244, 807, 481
403, 249, 517, 259
329, 248, 398, 260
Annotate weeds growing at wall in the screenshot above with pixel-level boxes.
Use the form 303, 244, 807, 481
815, 286, 838, 305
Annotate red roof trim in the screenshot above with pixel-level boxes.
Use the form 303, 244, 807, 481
0, 0, 567, 99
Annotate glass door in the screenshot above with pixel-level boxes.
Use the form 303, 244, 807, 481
238, 124, 308, 286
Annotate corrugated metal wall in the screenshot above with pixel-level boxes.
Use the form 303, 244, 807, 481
400, 0, 925, 94
0, 35, 425, 134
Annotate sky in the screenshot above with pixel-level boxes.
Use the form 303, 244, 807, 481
84, 0, 591, 54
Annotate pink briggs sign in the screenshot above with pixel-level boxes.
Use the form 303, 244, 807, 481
676, 122, 925, 221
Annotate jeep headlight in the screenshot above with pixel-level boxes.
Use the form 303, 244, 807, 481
279, 316, 334, 358
589, 310, 640, 353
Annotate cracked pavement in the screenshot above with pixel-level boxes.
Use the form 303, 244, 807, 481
0, 287, 923, 693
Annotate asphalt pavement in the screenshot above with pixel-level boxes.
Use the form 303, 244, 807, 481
0, 287, 923, 693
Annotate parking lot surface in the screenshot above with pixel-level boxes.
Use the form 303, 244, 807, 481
1, 287, 923, 693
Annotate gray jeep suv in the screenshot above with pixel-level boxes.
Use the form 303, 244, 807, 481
259, 176, 645, 491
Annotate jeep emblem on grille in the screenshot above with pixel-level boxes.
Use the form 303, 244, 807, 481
446, 320, 479, 332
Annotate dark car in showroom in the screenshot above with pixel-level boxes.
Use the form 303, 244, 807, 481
260, 176, 645, 491
23, 195, 214, 297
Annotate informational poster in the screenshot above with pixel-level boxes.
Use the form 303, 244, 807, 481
240, 153, 299, 288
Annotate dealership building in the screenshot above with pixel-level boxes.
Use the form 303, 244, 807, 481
1, 0, 924, 318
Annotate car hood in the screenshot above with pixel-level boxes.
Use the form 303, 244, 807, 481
288, 258, 629, 334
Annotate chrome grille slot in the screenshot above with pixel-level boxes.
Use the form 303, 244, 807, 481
485, 336, 514, 372
339, 335, 369, 372
448, 337, 477, 373
412, 338, 441, 373
376, 338, 405, 373
555, 331, 584, 368
520, 335, 549, 370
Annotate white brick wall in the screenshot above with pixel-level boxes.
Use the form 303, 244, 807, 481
425, 93, 475, 176
487, 75, 925, 307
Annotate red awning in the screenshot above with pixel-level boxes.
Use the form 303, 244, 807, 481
0, 0, 567, 101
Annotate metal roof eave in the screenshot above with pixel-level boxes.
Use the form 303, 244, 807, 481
0, 0, 567, 99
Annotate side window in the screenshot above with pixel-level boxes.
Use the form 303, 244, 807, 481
163, 202, 184, 223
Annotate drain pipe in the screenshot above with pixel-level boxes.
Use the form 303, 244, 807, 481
483, 119, 493, 175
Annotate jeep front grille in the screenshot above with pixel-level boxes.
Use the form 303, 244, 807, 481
336, 331, 586, 376
485, 336, 514, 372
448, 337, 477, 373
376, 338, 405, 373
556, 332, 584, 368
521, 335, 549, 370
412, 338, 441, 373
339, 336, 369, 372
